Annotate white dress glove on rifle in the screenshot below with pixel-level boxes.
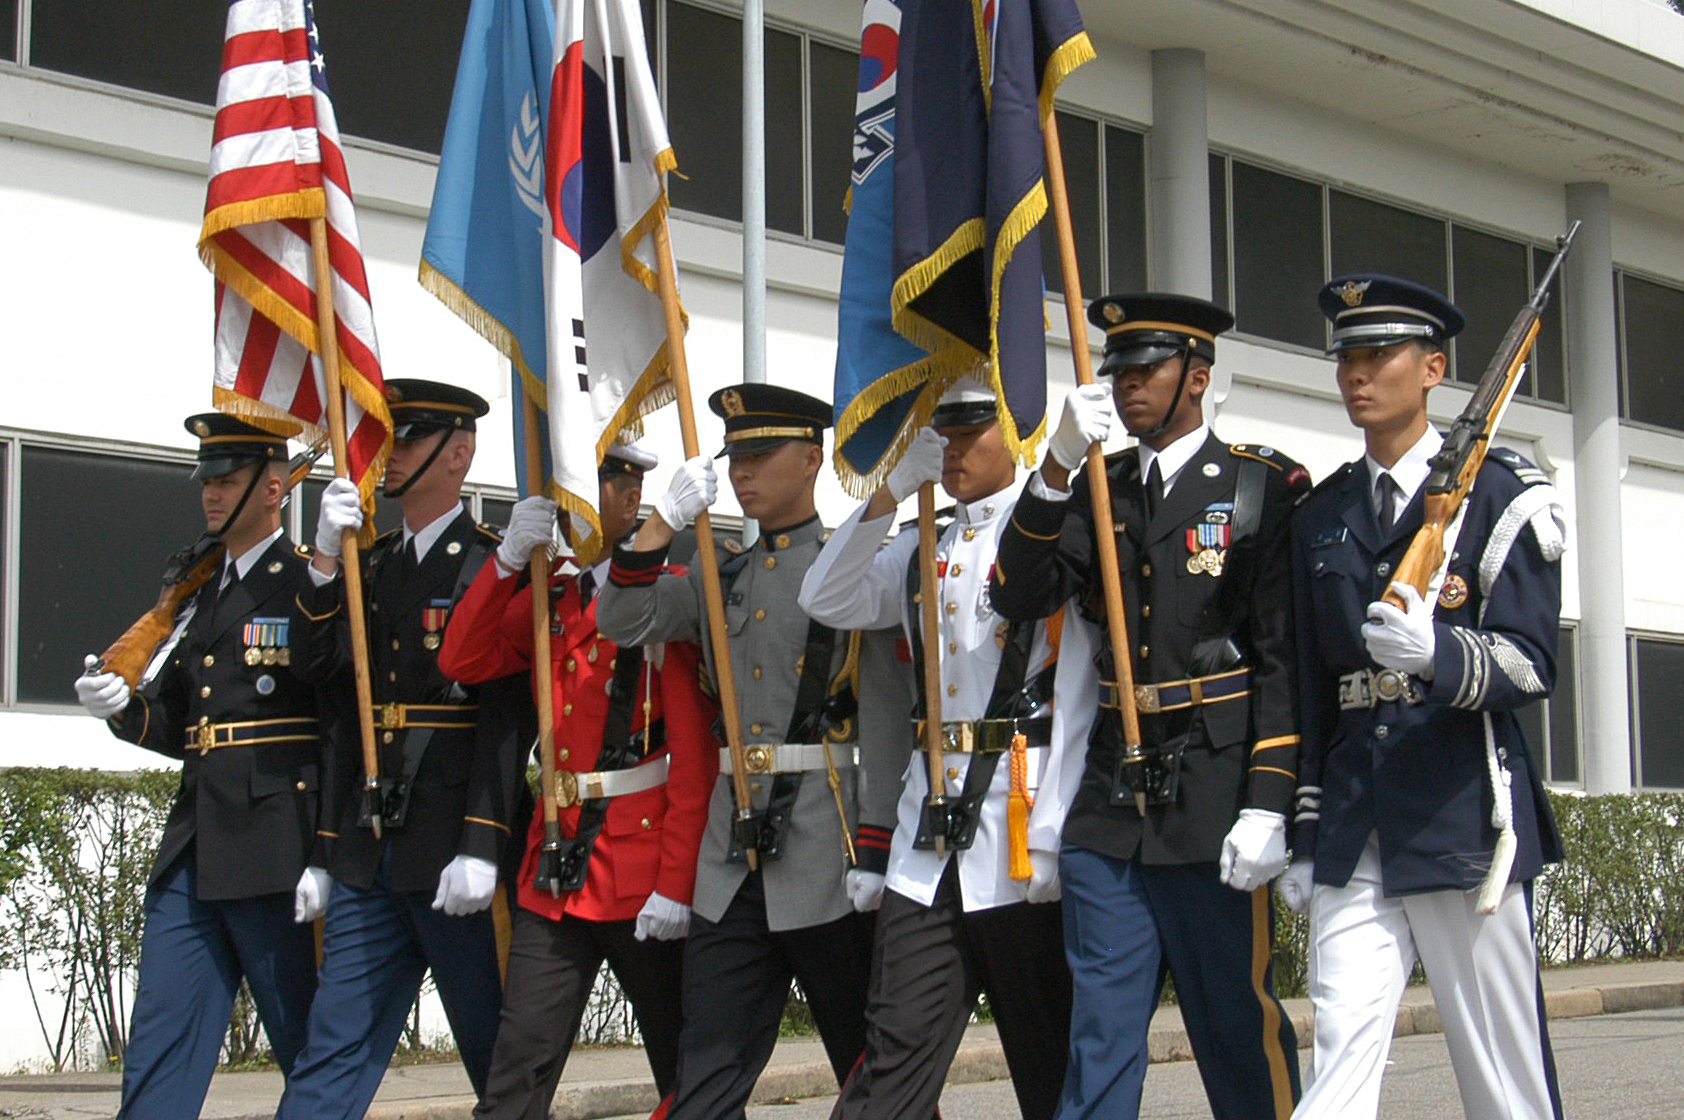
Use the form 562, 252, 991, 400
652, 456, 718, 531
431, 855, 499, 916
635, 892, 691, 940
845, 869, 886, 913
496, 495, 557, 575
75, 656, 129, 717
314, 477, 364, 559
1219, 808, 1289, 892
75, 654, 131, 720
294, 866, 332, 923
887, 429, 947, 503
1046, 384, 1116, 471
1362, 582, 1436, 678
1025, 850, 1060, 905
1276, 859, 1314, 915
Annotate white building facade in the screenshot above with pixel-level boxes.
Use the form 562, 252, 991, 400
2, 0, 1682, 1061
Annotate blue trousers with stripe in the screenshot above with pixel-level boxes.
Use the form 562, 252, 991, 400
118, 854, 315, 1120
1055, 845, 1300, 1120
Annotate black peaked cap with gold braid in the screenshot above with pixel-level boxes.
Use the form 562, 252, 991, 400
708, 383, 831, 458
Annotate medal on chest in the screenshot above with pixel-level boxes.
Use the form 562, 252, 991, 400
242, 617, 291, 666
422, 599, 451, 650
1185, 523, 1230, 576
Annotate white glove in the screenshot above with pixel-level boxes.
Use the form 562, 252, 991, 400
496, 495, 557, 574
1046, 384, 1115, 471
1363, 583, 1436, 679
652, 456, 718, 531
887, 429, 947, 503
845, 869, 886, 913
1026, 850, 1060, 904
1277, 858, 1314, 915
75, 654, 130, 720
431, 855, 499, 916
634, 892, 692, 941
314, 477, 364, 559
294, 866, 332, 923
1219, 808, 1289, 892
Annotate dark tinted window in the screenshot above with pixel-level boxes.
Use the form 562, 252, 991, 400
18, 448, 203, 705
1451, 226, 1531, 388
1231, 161, 1323, 349
1103, 125, 1147, 295
1633, 637, 1684, 789
30, 0, 222, 104
1329, 190, 1446, 296
1531, 246, 1568, 406
765, 28, 804, 237
1516, 625, 1579, 785
479, 495, 516, 529
1041, 112, 1100, 299
1, 1, 17, 61
309, 0, 467, 153
1619, 273, 1684, 433
1208, 154, 1229, 310
667, 2, 742, 223
808, 40, 859, 247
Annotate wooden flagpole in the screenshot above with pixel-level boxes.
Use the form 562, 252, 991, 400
522, 400, 565, 896
308, 216, 386, 837
917, 485, 948, 857
1041, 116, 1149, 814
650, 216, 759, 871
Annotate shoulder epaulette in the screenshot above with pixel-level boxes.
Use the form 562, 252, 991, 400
1305, 461, 1355, 499
720, 537, 744, 555
1485, 447, 1549, 487
293, 543, 314, 559
372, 527, 402, 546
1231, 442, 1312, 490
475, 522, 503, 542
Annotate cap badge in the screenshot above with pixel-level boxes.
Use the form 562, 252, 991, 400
193, 420, 211, 436
722, 389, 745, 418
1335, 280, 1371, 308
1101, 302, 1124, 324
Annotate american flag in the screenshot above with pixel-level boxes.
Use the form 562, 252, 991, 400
199, 0, 390, 501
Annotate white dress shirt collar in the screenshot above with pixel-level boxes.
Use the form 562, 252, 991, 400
222, 527, 284, 584
1138, 423, 1211, 495
403, 503, 468, 563
1365, 427, 1443, 506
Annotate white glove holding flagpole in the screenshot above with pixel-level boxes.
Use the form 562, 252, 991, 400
887, 429, 946, 503
1047, 384, 1115, 471
653, 456, 718, 531
314, 477, 364, 559
496, 495, 557, 575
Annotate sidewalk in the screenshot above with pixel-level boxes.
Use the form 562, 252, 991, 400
3, 959, 1679, 1120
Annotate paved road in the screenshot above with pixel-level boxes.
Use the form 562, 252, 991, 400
653, 1006, 1684, 1120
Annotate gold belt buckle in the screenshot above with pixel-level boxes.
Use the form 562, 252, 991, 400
1373, 670, 1407, 703
379, 703, 401, 730
557, 770, 579, 809
1134, 684, 1160, 714
743, 745, 773, 774
197, 716, 214, 755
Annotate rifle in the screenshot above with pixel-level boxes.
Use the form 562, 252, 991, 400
1383, 221, 1579, 610
97, 438, 330, 688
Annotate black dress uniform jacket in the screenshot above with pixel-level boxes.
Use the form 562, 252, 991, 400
1290, 450, 1564, 895
992, 432, 1309, 863
295, 509, 533, 892
110, 535, 323, 901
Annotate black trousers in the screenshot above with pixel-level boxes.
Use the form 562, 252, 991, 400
665, 872, 875, 1120
474, 906, 685, 1120
833, 863, 1071, 1120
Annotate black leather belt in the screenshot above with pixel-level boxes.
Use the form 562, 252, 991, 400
184, 716, 319, 755
370, 702, 478, 730
1101, 669, 1251, 714
910, 716, 1052, 753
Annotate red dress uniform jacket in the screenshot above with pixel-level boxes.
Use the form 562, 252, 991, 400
438, 559, 718, 922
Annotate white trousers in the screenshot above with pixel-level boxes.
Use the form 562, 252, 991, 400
1292, 838, 1555, 1120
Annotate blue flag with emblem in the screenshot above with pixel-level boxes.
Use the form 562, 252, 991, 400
418, 0, 556, 496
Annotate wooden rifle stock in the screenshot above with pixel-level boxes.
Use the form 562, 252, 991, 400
1384, 222, 1578, 609
98, 439, 329, 688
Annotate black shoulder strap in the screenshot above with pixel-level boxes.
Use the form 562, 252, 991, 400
597, 644, 649, 769
902, 540, 1037, 718
1230, 455, 1268, 545
785, 618, 842, 742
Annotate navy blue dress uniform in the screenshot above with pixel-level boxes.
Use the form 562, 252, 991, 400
94, 415, 320, 1120
1287, 276, 1566, 1120
992, 295, 1306, 1120
276, 382, 534, 1120
596, 385, 907, 1120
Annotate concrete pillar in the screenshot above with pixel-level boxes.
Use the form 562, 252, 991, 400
1148, 50, 1212, 300
1565, 182, 1631, 792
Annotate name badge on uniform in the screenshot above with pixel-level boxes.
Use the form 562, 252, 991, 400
1311, 527, 1349, 549
243, 617, 291, 666
422, 599, 451, 650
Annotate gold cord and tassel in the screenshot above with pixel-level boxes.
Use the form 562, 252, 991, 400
1007, 732, 1033, 881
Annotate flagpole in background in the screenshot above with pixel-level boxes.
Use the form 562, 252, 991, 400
652, 216, 758, 871
521, 399, 564, 895
916, 485, 947, 857
1042, 113, 1148, 815
307, 218, 386, 837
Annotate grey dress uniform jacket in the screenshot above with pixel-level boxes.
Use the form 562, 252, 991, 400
597, 516, 907, 931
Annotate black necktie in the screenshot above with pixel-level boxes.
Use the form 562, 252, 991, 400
1143, 456, 1163, 521
1375, 473, 1398, 536
396, 537, 419, 579
579, 569, 598, 606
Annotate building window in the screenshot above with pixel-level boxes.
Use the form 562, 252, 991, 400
1516, 625, 1580, 786
2, 0, 17, 62
1451, 225, 1531, 390
16, 446, 203, 707
1618, 272, 1684, 435
28, 0, 223, 106
807, 39, 859, 247
1209, 153, 1229, 312
1037, 113, 1145, 302
1103, 124, 1147, 296
1329, 190, 1447, 301
1228, 159, 1324, 351
1631, 634, 1684, 790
